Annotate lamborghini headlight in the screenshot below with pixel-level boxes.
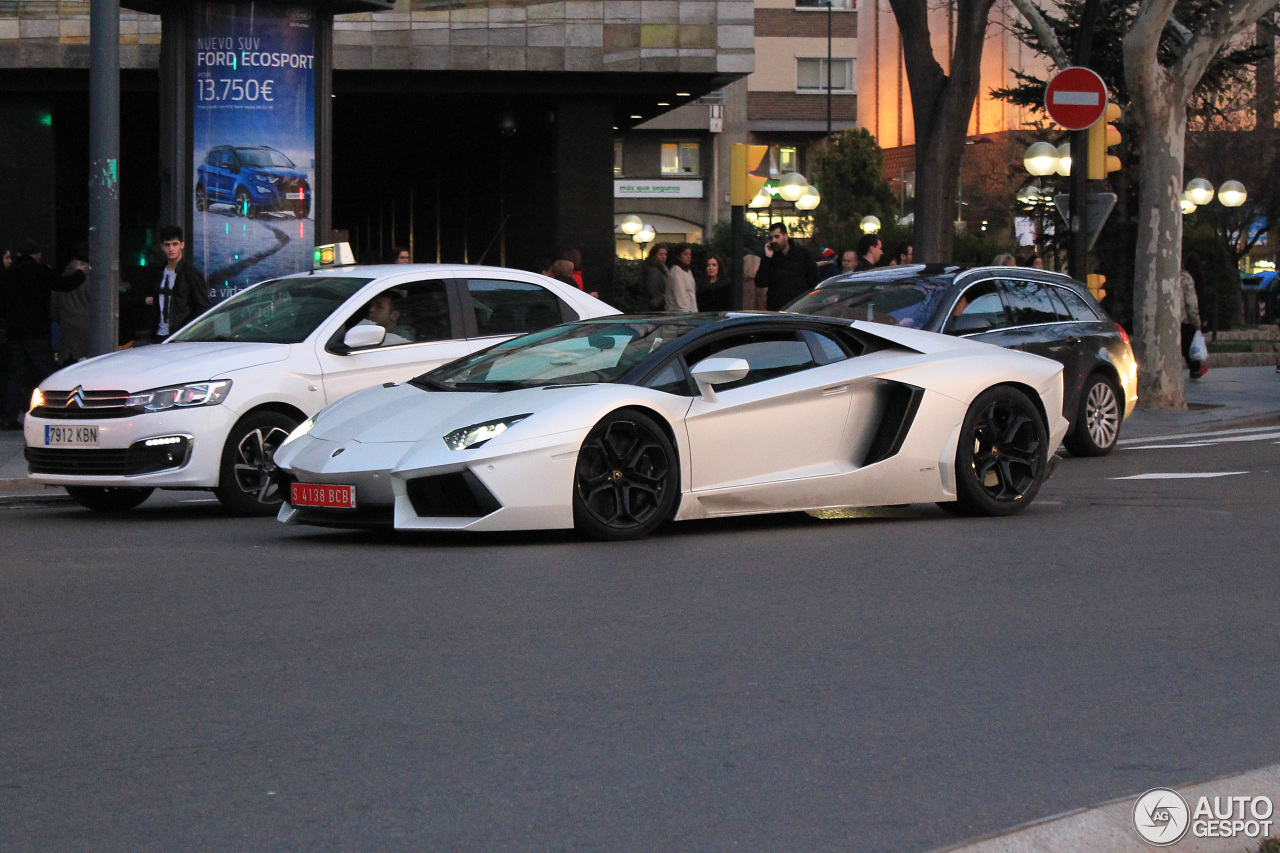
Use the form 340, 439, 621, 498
443, 414, 530, 451
126, 380, 232, 412
279, 416, 315, 449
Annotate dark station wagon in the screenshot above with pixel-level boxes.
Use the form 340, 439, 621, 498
785, 265, 1138, 456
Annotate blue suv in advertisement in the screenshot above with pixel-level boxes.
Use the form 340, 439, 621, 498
195, 146, 310, 219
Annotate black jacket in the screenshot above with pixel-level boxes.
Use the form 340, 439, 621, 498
0, 255, 86, 342
756, 244, 819, 310
141, 258, 209, 335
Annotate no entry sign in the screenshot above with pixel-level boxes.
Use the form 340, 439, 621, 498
1045, 67, 1108, 130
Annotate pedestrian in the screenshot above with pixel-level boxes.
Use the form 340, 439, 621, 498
390, 246, 411, 264
742, 253, 761, 310
550, 259, 578, 288
141, 225, 209, 343
1, 238, 87, 428
665, 244, 698, 313
895, 243, 914, 265
840, 250, 858, 273
755, 223, 819, 310
1181, 260, 1205, 378
697, 252, 730, 312
559, 249, 585, 290
641, 244, 669, 311
854, 233, 882, 271
50, 241, 93, 364
816, 247, 838, 280
991, 252, 1016, 266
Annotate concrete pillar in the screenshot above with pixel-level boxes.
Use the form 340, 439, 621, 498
555, 98, 614, 298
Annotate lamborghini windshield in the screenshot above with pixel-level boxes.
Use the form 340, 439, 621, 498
415, 316, 716, 391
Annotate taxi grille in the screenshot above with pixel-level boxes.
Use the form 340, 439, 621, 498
35, 389, 137, 420
26, 437, 191, 476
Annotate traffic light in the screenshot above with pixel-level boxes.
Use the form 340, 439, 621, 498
1087, 102, 1122, 180
730, 143, 770, 206
1087, 273, 1107, 302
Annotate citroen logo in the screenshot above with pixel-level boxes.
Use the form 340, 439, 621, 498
66, 386, 86, 408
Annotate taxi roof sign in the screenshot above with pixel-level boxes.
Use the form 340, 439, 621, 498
313, 242, 356, 270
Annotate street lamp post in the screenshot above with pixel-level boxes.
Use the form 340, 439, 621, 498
1182, 177, 1248, 330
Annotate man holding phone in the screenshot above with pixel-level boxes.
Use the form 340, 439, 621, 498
755, 223, 819, 311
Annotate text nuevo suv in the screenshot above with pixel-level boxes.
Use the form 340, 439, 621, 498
196, 145, 311, 219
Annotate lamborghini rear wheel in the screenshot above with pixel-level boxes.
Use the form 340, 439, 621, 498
573, 410, 678, 540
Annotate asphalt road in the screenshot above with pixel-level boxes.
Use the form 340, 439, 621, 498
3, 423, 1279, 852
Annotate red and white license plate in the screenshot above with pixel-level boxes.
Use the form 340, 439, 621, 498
291, 483, 356, 509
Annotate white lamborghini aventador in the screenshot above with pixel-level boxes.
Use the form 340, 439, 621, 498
272, 313, 1069, 540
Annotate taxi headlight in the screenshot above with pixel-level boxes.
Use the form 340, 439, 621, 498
29, 388, 45, 412
443, 415, 530, 451
126, 380, 232, 412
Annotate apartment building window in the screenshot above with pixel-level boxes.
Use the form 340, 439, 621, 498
797, 58, 854, 93
660, 142, 700, 175
795, 0, 852, 8
614, 141, 624, 177
778, 146, 798, 174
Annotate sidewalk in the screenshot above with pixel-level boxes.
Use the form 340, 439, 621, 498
2, 366, 1277, 498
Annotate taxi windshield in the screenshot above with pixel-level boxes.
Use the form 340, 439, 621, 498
169, 276, 372, 344
415, 316, 715, 391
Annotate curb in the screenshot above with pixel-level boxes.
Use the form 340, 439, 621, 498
929, 763, 1280, 852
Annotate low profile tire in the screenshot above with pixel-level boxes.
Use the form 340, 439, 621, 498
195, 183, 207, 212
573, 410, 679, 541
213, 410, 299, 516
942, 386, 1049, 517
64, 486, 153, 513
1063, 373, 1122, 457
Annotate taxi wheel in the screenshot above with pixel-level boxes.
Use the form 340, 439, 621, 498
64, 486, 153, 513
214, 411, 299, 516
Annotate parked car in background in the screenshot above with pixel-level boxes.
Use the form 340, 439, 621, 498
785, 265, 1137, 456
196, 145, 311, 219
25, 259, 618, 515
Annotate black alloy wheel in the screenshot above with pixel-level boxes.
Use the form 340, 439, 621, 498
1063, 373, 1122, 457
213, 410, 299, 516
573, 410, 679, 540
943, 386, 1048, 517
64, 486, 154, 513
195, 183, 207, 212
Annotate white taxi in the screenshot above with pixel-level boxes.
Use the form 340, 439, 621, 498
25, 255, 618, 514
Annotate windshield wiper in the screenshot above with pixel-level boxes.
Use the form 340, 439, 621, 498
410, 377, 449, 391
449, 381, 527, 392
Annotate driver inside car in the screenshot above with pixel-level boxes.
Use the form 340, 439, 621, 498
357, 290, 414, 345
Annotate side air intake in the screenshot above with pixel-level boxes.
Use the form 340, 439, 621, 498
862, 382, 924, 466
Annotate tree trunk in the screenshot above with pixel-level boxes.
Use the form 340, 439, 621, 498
1127, 68, 1188, 409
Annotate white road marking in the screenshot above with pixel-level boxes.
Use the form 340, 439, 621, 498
1110, 471, 1249, 480
1131, 443, 1218, 450
1118, 425, 1280, 445
1123, 431, 1280, 450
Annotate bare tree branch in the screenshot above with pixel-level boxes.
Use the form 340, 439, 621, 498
1005, 0, 1069, 68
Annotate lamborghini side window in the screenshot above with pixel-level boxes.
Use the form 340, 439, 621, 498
803, 329, 850, 364
642, 360, 693, 396
687, 330, 816, 391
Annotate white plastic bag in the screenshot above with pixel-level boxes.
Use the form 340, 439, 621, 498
1189, 329, 1208, 363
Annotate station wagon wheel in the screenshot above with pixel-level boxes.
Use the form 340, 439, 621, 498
214, 410, 299, 516
943, 386, 1048, 517
573, 410, 678, 540
1063, 373, 1121, 457
64, 486, 153, 513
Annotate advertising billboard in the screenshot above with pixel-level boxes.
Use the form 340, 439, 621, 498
191, 2, 315, 303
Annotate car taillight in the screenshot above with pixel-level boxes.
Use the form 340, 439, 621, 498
1114, 322, 1130, 345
